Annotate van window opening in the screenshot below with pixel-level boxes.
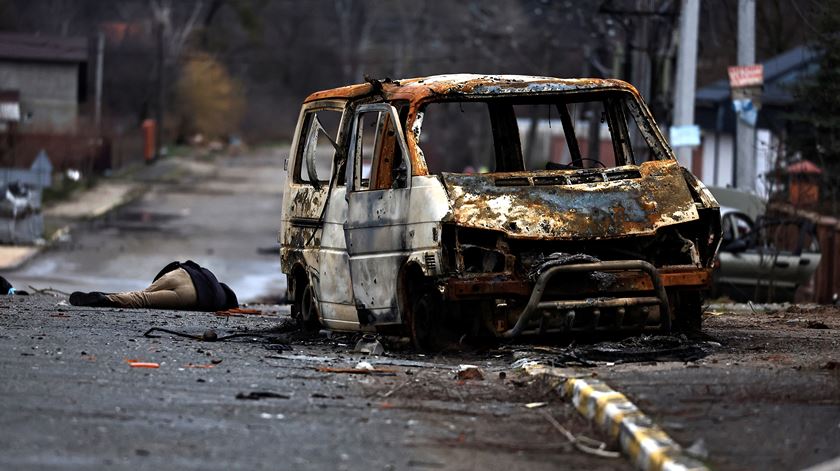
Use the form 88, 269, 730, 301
416, 92, 661, 175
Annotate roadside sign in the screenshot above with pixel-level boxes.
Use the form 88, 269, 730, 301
669, 124, 701, 148
728, 64, 764, 88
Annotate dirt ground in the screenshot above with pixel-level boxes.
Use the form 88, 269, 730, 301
596, 304, 840, 471
705, 303, 840, 365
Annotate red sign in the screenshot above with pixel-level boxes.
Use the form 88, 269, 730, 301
728, 64, 764, 88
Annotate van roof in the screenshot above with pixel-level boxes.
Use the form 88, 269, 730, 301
304, 74, 639, 104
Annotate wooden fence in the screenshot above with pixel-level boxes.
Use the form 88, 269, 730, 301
769, 203, 840, 304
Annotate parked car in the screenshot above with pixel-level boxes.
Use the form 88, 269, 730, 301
714, 207, 821, 302
280, 74, 721, 349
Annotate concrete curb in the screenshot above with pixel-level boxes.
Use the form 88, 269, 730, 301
523, 363, 708, 471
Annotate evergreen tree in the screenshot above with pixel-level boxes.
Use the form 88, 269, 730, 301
789, 1, 840, 173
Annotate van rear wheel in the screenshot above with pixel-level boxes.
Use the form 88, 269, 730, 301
299, 283, 321, 331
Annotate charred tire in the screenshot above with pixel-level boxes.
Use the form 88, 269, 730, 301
672, 291, 703, 332
409, 288, 456, 352
299, 283, 321, 332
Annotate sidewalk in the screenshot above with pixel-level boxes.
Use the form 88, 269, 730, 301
43, 182, 140, 219
0, 181, 141, 271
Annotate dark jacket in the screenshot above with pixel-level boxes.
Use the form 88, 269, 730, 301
153, 260, 238, 311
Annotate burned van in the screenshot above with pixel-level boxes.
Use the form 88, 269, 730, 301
280, 75, 721, 349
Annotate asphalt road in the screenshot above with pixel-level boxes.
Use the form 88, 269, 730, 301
0, 296, 626, 471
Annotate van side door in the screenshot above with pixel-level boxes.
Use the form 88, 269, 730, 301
281, 101, 354, 324
344, 103, 412, 326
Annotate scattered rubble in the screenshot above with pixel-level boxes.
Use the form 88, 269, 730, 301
455, 365, 485, 380
235, 391, 290, 400
524, 402, 547, 409
316, 365, 398, 376
354, 335, 385, 355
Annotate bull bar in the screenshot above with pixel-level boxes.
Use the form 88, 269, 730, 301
501, 260, 670, 337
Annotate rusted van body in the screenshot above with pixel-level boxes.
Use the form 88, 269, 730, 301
280, 75, 721, 348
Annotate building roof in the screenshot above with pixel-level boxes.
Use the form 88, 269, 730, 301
787, 159, 822, 175
0, 32, 87, 63
696, 46, 819, 107
305, 74, 640, 104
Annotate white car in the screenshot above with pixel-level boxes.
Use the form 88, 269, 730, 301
715, 207, 821, 302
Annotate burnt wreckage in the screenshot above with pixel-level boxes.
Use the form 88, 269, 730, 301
280, 75, 721, 349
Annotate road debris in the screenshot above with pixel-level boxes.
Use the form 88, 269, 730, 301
355, 360, 374, 370
144, 327, 220, 341
685, 438, 709, 460
820, 361, 840, 370
315, 365, 398, 376
311, 393, 345, 399
27, 285, 69, 296
539, 410, 620, 459
127, 360, 160, 368
455, 365, 485, 380
573, 335, 711, 363
354, 334, 385, 355
377, 377, 418, 399
524, 402, 548, 409
807, 320, 829, 329
511, 335, 713, 366
235, 391, 290, 400
259, 413, 285, 419
144, 327, 292, 345
216, 307, 263, 317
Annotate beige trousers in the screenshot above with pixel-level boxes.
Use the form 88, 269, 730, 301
107, 268, 197, 309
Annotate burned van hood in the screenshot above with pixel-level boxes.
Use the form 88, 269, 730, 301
441, 160, 699, 240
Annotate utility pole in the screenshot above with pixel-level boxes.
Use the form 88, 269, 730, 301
672, 0, 700, 168
631, 0, 652, 105
734, 0, 756, 190
94, 32, 104, 130
155, 19, 165, 162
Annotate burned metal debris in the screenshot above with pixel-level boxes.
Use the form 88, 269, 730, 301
512, 335, 714, 366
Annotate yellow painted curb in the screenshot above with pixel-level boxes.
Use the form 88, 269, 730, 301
522, 362, 708, 471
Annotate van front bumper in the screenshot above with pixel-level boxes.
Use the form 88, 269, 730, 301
443, 262, 712, 337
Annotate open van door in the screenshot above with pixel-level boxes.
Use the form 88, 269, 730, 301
343, 103, 412, 326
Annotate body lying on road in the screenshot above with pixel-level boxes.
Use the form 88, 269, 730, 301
69, 260, 238, 311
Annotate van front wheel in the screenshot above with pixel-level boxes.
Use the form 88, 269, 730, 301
409, 288, 456, 351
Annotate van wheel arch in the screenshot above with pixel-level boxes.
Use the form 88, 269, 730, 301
289, 263, 309, 320
399, 263, 425, 312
